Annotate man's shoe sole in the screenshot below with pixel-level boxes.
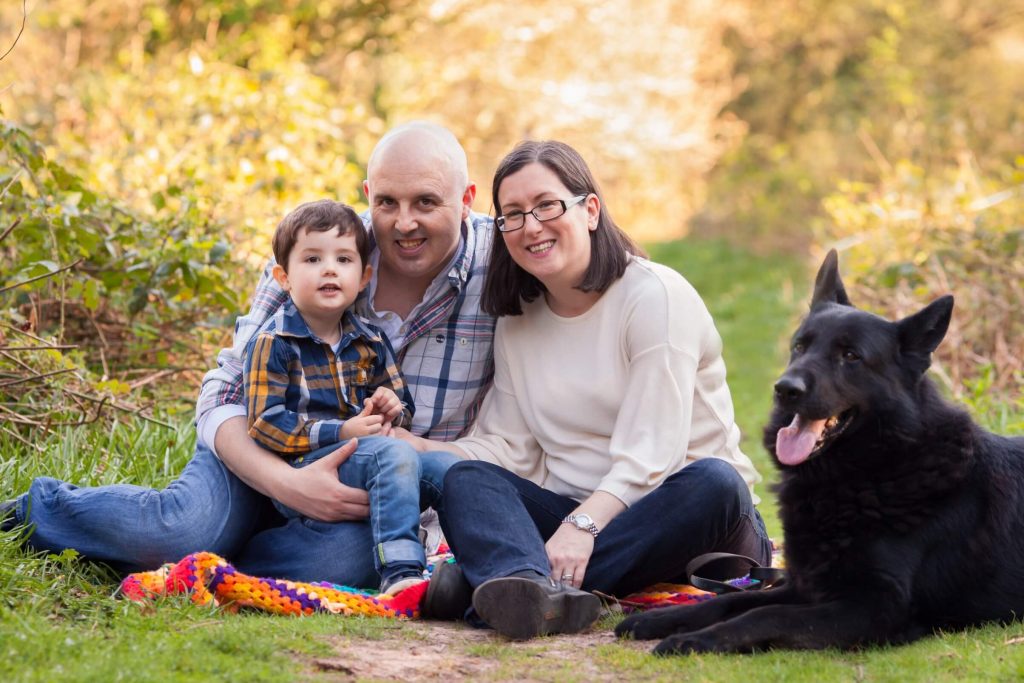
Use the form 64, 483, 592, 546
471, 576, 601, 640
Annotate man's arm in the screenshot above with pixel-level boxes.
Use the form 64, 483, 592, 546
196, 261, 285, 428
215, 416, 369, 521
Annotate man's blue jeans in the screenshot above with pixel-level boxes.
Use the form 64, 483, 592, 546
12, 442, 460, 587
438, 458, 771, 596
274, 437, 454, 582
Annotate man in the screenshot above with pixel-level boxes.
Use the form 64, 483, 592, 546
2, 122, 495, 587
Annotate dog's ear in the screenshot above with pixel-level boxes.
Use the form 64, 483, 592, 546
897, 295, 954, 356
810, 249, 852, 309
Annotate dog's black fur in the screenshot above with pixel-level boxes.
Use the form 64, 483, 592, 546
616, 250, 1024, 654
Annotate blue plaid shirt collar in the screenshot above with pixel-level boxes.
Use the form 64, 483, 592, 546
273, 300, 382, 347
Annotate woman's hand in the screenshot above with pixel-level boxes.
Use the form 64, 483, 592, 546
545, 524, 595, 590
393, 428, 470, 461
544, 492, 626, 589
392, 426, 426, 450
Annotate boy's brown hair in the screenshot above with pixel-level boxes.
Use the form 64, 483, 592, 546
273, 200, 369, 270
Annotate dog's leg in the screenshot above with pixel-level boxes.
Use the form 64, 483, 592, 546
652, 596, 912, 654
616, 585, 801, 641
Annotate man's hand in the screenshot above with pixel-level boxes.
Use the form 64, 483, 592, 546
340, 400, 387, 438
216, 416, 369, 522
281, 439, 370, 521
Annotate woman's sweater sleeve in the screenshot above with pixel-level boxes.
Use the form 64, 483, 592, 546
453, 322, 547, 484
596, 272, 707, 506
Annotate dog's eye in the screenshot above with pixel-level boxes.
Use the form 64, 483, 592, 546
792, 342, 805, 354
842, 349, 861, 362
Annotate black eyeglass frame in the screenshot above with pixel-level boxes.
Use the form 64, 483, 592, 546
495, 195, 588, 233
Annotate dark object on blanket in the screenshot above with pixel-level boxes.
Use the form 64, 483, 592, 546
616, 249, 1024, 654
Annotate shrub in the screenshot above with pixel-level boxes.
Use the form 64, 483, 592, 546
0, 118, 243, 437
819, 155, 1023, 401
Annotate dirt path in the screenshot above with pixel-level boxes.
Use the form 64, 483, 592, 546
307, 620, 652, 682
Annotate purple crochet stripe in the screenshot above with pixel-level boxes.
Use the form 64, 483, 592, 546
257, 577, 325, 612
207, 564, 233, 595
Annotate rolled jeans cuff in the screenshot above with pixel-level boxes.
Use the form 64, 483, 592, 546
376, 539, 425, 568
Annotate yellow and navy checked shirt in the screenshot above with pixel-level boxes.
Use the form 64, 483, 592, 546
242, 301, 413, 456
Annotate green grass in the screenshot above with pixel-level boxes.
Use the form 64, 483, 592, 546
2, 238, 1023, 681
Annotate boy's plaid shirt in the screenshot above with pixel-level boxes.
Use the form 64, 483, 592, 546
243, 303, 414, 456
197, 213, 496, 441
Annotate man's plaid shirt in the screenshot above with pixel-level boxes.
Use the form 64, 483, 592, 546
243, 303, 413, 456
198, 213, 496, 442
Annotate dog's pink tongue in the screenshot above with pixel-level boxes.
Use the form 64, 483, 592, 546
775, 415, 827, 466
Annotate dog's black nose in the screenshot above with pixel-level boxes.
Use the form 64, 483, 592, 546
774, 376, 806, 402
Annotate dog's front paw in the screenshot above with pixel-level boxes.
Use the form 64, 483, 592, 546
653, 632, 718, 656
616, 608, 685, 641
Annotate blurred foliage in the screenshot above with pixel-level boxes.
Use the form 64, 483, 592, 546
43, 53, 373, 257
697, 0, 1024, 248
2, 0, 741, 246
819, 155, 1023, 397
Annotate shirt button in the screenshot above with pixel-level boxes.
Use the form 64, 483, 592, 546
459, 338, 468, 346
435, 334, 445, 343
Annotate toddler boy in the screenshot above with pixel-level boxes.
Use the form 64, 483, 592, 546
243, 199, 440, 595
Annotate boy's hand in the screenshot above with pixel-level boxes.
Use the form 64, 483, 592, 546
340, 401, 386, 438
366, 387, 404, 425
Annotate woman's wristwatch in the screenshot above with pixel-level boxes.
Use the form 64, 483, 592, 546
562, 513, 600, 538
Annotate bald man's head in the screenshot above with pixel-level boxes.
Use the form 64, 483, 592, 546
366, 121, 469, 190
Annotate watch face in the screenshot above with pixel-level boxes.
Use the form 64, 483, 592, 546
574, 513, 593, 528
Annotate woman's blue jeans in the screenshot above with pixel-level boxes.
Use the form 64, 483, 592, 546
12, 442, 460, 587
438, 458, 771, 596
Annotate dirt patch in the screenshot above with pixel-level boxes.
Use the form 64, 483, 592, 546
311, 620, 652, 682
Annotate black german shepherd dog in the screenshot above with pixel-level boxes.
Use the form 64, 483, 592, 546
616, 249, 1024, 654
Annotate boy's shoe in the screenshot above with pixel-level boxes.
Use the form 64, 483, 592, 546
0, 499, 19, 533
421, 561, 473, 620
380, 573, 428, 597
471, 571, 602, 640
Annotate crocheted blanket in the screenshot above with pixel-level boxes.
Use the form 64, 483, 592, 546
118, 549, 746, 619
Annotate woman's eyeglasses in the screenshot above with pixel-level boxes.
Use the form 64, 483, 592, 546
495, 195, 587, 233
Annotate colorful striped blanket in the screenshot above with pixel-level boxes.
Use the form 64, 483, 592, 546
118, 549, 734, 618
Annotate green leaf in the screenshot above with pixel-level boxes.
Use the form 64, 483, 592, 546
83, 279, 101, 311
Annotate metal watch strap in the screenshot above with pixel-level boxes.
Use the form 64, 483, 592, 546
562, 514, 599, 538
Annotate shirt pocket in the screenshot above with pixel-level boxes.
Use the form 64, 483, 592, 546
408, 326, 494, 410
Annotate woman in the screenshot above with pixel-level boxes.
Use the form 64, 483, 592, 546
405, 140, 768, 640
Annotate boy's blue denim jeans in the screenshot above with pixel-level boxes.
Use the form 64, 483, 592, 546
438, 457, 771, 597
274, 436, 456, 583
12, 440, 460, 587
